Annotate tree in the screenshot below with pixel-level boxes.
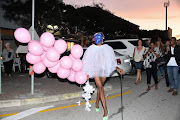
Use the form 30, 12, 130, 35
2, 1, 139, 39
2, 0, 64, 35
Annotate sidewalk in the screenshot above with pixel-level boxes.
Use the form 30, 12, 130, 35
0, 72, 114, 108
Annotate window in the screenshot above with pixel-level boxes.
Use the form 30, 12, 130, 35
129, 41, 138, 46
142, 40, 150, 47
105, 42, 127, 49
129, 40, 149, 47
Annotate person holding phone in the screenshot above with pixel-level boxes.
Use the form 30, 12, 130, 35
143, 42, 160, 91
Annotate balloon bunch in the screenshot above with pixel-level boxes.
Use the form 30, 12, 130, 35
14, 28, 87, 84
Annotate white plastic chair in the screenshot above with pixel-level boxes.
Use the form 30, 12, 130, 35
13, 58, 21, 72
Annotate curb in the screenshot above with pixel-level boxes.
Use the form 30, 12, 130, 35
0, 84, 112, 108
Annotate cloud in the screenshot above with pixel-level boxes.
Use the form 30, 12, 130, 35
175, 34, 180, 38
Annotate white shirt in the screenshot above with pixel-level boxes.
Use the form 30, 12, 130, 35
167, 47, 178, 66
134, 46, 145, 62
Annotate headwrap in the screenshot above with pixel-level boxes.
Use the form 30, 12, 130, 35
94, 32, 104, 44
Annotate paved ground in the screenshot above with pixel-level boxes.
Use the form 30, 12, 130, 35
0, 72, 180, 120
0, 73, 82, 100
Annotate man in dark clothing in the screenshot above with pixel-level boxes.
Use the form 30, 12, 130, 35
166, 37, 180, 95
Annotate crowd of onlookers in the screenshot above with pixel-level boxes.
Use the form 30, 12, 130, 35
133, 37, 180, 96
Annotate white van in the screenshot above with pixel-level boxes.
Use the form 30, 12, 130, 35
104, 38, 150, 58
104, 38, 150, 74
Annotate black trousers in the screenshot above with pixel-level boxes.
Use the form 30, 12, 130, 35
162, 64, 169, 86
3, 60, 13, 74
146, 62, 158, 85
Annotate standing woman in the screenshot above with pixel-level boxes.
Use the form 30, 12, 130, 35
82, 33, 123, 120
155, 40, 163, 76
144, 42, 160, 91
2, 43, 16, 77
133, 39, 145, 84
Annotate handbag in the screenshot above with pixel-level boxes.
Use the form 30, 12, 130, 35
155, 56, 166, 67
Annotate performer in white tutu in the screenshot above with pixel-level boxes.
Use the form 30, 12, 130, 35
82, 32, 123, 120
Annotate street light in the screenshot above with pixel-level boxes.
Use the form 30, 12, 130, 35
164, 0, 170, 30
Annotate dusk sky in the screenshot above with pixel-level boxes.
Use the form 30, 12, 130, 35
64, 0, 180, 39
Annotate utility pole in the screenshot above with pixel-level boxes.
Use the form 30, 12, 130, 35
164, 0, 170, 31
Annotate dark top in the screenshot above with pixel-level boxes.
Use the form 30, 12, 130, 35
166, 45, 180, 66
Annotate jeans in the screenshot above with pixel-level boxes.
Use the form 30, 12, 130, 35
157, 66, 163, 76
146, 62, 158, 85
167, 66, 179, 91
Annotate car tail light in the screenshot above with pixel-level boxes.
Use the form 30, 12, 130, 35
117, 59, 121, 64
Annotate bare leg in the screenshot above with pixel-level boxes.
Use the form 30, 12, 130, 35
138, 69, 142, 82
136, 69, 140, 83
96, 77, 106, 108
94, 77, 108, 117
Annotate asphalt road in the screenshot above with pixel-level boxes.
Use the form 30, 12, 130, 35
0, 72, 180, 120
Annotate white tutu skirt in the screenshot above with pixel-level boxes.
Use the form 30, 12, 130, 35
82, 44, 117, 78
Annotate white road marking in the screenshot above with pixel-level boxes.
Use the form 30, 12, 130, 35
2, 105, 54, 120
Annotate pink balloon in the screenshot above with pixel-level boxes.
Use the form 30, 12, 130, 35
28, 41, 43, 56
46, 48, 60, 62
40, 32, 55, 47
26, 52, 41, 64
60, 56, 73, 69
41, 44, 51, 52
48, 61, 60, 73
54, 39, 67, 54
71, 45, 83, 59
75, 71, 87, 84
57, 67, 71, 79
41, 52, 46, 60
33, 62, 46, 74
42, 56, 58, 68
69, 54, 76, 61
14, 28, 31, 43
67, 70, 76, 82
72, 59, 83, 72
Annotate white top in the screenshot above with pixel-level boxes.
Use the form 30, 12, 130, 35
167, 46, 178, 66
134, 46, 145, 62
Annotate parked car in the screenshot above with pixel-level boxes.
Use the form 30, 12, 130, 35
104, 38, 150, 57
104, 39, 150, 74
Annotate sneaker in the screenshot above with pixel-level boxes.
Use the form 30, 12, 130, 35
167, 88, 174, 92
172, 91, 178, 96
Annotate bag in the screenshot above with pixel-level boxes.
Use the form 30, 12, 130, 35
155, 56, 166, 67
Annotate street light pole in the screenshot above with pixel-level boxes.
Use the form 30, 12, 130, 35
31, 0, 35, 95
164, 0, 170, 31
